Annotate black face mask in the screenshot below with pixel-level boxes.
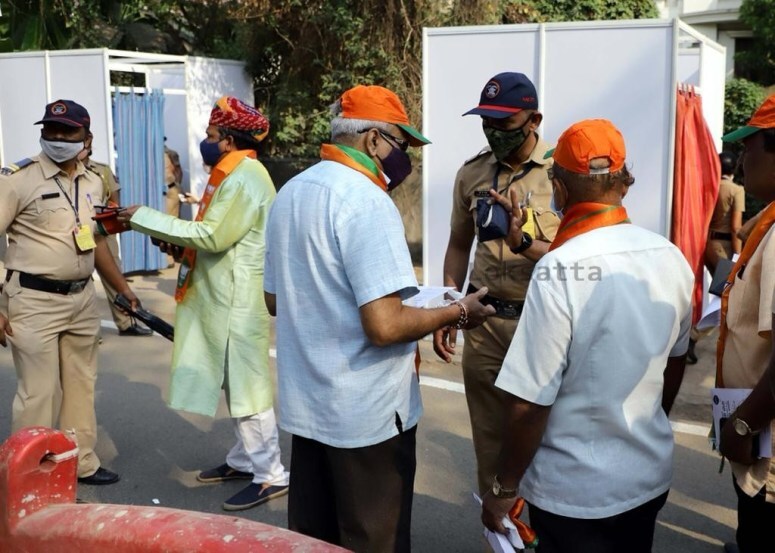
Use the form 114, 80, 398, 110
482, 118, 532, 161
378, 147, 413, 191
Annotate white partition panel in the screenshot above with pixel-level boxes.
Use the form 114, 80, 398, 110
422, 19, 725, 287
697, 36, 727, 151
0, 53, 49, 165
542, 23, 674, 237
49, 51, 111, 165
677, 49, 701, 85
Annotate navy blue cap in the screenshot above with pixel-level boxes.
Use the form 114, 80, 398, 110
463, 72, 538, 119
35, 99, 91, 129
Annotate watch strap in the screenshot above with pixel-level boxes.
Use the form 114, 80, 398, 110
510, 232, 533, 255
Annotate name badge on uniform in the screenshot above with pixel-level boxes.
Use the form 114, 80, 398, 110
74, 224, 97, 251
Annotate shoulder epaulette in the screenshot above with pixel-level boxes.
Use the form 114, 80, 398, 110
0, 158, 35, 176
463, 147, 491, 166
85, 165, 100, 177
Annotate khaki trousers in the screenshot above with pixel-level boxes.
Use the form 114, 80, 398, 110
102, 233, 132, 331
462, 315, 519, 496
4, 272, 101, 477
704, 238, 733, 275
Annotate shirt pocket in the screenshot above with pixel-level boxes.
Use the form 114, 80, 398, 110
35, 197, 74, 233
533, 206, 561, 242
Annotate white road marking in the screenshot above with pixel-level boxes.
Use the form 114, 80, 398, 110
418, 375, 466, 395
116, 322, 709, 436
670, 420, 711, 437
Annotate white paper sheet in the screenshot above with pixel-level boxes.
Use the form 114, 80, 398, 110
711, 388, 772, 458
473, 493, 525, 551
696, 295, 721, 330
402, 286, 455, 308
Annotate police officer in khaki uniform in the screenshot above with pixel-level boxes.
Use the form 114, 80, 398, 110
83, 137, 152, 337
687, 152, 746, 364
0, 100, 141, 485
433, 73, 560, 495
163, 139, 183, 218
706, 151, 745, 273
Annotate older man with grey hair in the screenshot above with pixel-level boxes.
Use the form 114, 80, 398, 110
264, 84, 495, 552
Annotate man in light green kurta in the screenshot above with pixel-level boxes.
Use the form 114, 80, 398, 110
118, 96, 289, 512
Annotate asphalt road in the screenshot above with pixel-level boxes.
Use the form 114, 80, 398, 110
0, 267, 736, 552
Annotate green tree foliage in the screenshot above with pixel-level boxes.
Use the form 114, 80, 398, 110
502, 0, 658, 23
737, 0, 775, 86
234, 0, 658, 157
0, 0, 659, 157
724, 78, 766, 136
0, 0, 72, 51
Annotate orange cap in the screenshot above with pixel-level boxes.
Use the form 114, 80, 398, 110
545, 119, 626, 175
339, 85, 430, 147
722, 94, 775, 142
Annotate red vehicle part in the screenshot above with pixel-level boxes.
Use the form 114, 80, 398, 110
0, 427, 346, 552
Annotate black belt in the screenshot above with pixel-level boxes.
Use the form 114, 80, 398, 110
710, 231, 733, 241
6, 271, 90, 295
467, 284, 524, 319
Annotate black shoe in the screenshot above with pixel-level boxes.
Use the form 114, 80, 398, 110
222, 483, 289, 511
119, 324, 153, 337
687, 339, 698, 365
78, 467, 120, 485
197, 463, 253, 483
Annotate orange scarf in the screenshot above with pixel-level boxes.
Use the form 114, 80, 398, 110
319, 143, 388, 191
549, 202, 631, 251
175, 150, 256, 303
716, 201, 775, 387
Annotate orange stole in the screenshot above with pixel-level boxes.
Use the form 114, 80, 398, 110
716, 202, 775, 387
174, 150, 256, 303
549, 203, 631, 252
319, 143, 387, 191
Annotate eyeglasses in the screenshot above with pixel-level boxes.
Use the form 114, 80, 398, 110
358, 128, 409, 152
378, 130, 409, 152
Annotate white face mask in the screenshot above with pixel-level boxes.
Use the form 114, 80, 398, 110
40, 138, 85, 163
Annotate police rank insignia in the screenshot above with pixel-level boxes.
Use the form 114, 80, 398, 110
0, 158, 33, 175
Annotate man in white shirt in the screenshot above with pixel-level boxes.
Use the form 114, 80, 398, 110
264, 84, 494, 552
480, 119, 693, 552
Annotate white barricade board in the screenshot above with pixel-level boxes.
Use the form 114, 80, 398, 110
422, 19, 725, 286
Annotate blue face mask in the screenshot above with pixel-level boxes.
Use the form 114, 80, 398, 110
199, 138, 223, 167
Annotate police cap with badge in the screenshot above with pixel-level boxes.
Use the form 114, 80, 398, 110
1, 100, 91, 176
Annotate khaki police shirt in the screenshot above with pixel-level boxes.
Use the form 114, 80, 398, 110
709, 176, 745, 233
722, 224, 775, 501
0, 153, 104, 281
450, 138, 560, 300
86, 159, 120, 203
164, 147, 181, 186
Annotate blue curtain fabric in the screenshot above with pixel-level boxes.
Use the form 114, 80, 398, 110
112, 90, 167, 272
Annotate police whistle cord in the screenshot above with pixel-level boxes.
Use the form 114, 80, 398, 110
113, 294, 174, 342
